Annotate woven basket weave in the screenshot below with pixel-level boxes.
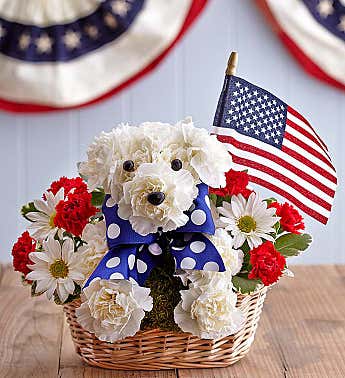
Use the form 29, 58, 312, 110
63, 287, 267, 370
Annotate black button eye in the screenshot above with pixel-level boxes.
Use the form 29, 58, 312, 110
123, 160, 135, 172
171, 159, 182, 171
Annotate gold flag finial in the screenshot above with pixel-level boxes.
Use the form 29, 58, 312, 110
226, 51, 238, 76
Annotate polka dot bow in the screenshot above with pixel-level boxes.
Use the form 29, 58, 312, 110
84, 184, 226, 287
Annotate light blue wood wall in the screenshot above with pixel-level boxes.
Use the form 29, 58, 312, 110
1, 0, 344, 264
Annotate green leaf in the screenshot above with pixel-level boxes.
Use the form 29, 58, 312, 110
275, 233, 312, 257
232, 275, 262, 294
264, 197, 277, 205
91, 189, 105, 207
209, 193, 217, 205
21, 202, 38, 221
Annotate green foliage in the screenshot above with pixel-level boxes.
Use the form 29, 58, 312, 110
91, 189, 106, 207
141, 250, 185, 332
216, 194, 231, 207
275, 233, 312, 257
264, 197, 277, 205
21, 202, 37, 221
232, 274, 262, 294
209, 193, 217, 205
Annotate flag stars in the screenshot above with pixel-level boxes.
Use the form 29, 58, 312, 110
317, 0, 334, 18
104, 13, 118, 28
35, 33, 53, 53
111, 0, 131, 16
235, 82, 241, 87
18, 34, 31, 50
85, 24, 99, 39
63, 30, 81, 50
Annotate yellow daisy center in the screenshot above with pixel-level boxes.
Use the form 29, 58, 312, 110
49, 211, 56, 228
49, 259, 69, 278
238, 215, 257, 233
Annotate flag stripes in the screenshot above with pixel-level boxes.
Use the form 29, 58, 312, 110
212, 125, 336, 224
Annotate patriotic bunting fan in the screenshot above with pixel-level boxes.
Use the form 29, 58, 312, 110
256, 0, 345, 91
0, 0, 207, 112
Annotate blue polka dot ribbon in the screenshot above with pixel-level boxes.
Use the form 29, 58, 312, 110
84, 183, 226, 287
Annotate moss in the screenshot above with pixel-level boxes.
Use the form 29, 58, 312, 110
141, 250, 186, 332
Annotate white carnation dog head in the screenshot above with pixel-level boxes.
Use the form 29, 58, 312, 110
80, 118, 232, 235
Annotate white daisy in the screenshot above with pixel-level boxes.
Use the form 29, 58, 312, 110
26, 188, 64, 241
218, 192, 278, 249
26, 237, 85, 303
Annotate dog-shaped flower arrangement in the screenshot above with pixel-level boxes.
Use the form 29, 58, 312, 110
12, 118, 312, 344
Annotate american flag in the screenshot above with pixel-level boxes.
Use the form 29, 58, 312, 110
212, 75, 337, 224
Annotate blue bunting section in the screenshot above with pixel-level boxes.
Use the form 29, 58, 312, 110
0, 0, 144, 62
85, 183, 226, 287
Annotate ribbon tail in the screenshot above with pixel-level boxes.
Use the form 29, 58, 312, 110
84, 246, 137, 288
133, 245, 163, 286
171, 233, 226, 273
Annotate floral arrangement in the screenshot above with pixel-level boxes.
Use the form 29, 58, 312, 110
12, 118, 312, 343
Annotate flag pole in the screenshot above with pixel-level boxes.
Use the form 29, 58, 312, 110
226, 51, 238, 76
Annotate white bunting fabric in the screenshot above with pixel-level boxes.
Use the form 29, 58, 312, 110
256, 0, 345, 91
0, 0, 207, 112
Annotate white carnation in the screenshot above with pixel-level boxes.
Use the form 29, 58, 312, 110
207, 228, 243, 276
76, 279, 153, 343
174, 276, 245, 339
79, 221, 108, 280
79, 124, 139, 193
172, 117, 232, 188
118, 162, 198, 235
110, 123, 176, 203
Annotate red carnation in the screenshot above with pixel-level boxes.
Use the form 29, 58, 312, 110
44, 176, 87, 199
210, 169, 252, 198
248, 241, 286, 286
268, 201, 305, 234
54, 191, 97, 236
12, 231, 36, 276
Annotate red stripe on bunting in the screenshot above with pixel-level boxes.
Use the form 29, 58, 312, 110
0, 0, 208, 113
255, 0, 345, 92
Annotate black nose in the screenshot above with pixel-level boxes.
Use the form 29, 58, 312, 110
147, 192, 165, 206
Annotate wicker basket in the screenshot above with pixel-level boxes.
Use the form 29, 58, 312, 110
63, 287, 267, 370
